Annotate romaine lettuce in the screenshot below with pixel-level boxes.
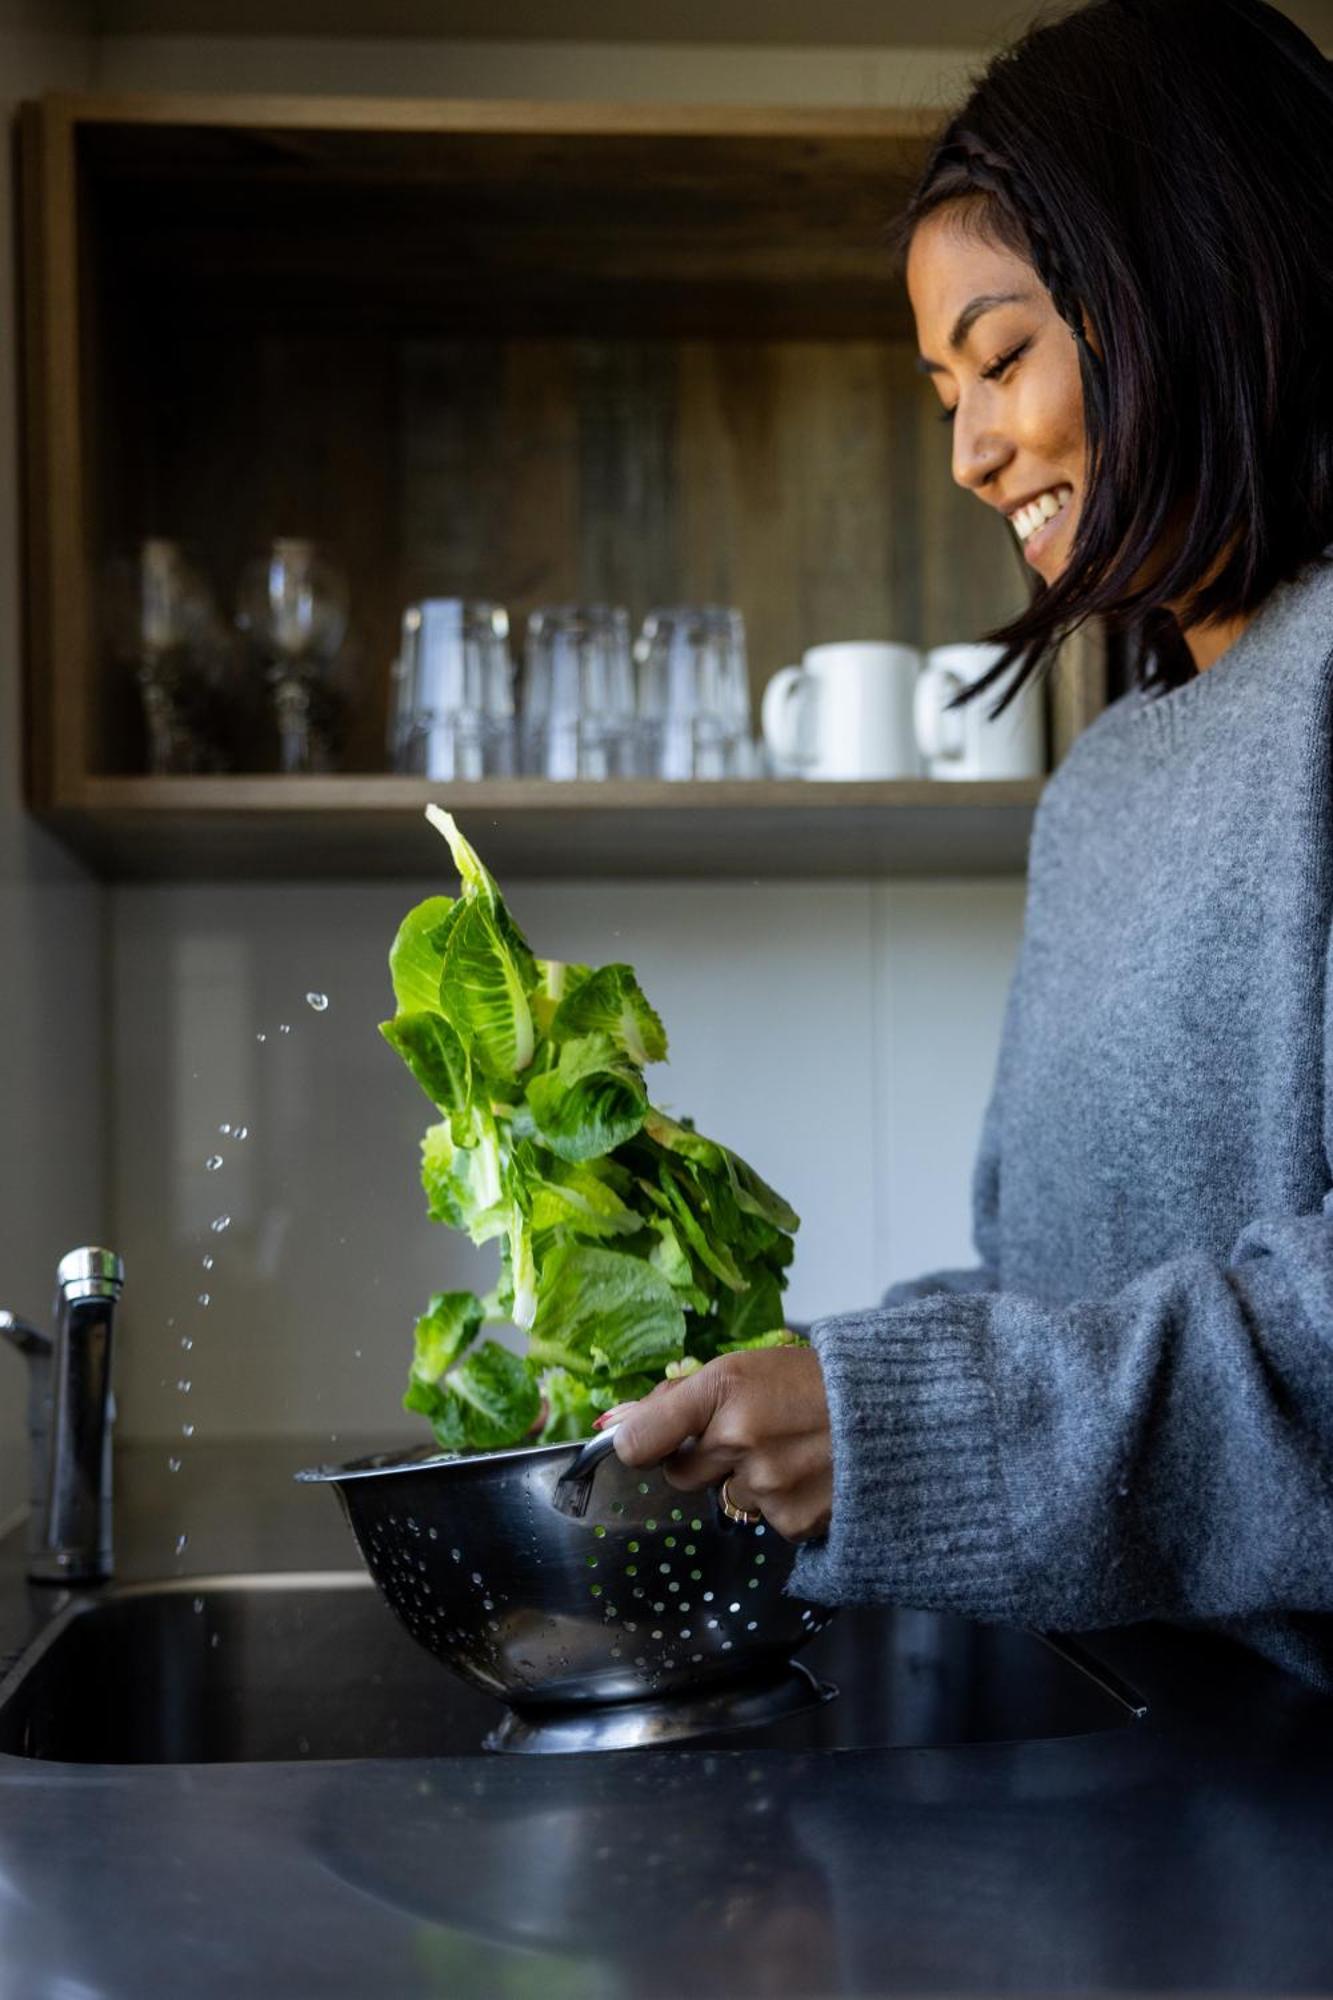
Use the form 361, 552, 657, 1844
381, 806, 802, 1452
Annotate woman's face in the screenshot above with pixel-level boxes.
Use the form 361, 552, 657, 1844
906, 207, 1091, 581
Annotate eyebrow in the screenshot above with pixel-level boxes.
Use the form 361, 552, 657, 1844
915, 290, 1035, 374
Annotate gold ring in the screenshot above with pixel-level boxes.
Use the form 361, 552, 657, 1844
719, 1478, 763, 1526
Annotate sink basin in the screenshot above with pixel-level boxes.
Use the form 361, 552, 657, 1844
0, 1573, 1146, 1762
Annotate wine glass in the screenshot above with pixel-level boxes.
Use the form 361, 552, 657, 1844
236, 540, 349, 773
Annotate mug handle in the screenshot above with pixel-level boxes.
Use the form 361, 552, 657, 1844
761, 665, 810, 770
913, 664, 967, 765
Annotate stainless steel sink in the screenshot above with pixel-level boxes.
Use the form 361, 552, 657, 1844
0, 1572, 1146, 1762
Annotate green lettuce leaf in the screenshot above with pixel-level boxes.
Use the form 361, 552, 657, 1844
447, 1339, 541, 1449
527, 1243, 685, 1379
551, 963, 668, 1066
440, 899, 536, 1080
526, 1153, 642, 1238
387, 894, 457, 1014
420, 1119, 508, 1242
379, 1010, 472, 1117
408, 1289, 485, 1385
525, 1032, 647, 1163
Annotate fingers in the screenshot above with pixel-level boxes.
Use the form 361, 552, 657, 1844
611, 1365, 727, 1469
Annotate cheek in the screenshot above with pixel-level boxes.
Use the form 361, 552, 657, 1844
1022, 350, 1087, 463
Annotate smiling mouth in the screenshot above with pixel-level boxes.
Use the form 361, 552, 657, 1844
1012, 486, 1074, 558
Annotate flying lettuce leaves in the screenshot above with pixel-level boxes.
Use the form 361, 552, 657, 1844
380, 807, 802, 1454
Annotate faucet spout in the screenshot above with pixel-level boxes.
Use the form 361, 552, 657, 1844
3, 1249, 125, 1585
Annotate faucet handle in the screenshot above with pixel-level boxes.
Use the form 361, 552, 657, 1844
0, 1310, 51, 1357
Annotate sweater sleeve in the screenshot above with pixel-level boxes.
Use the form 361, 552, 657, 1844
788, 919, 1333, 1634
788, 1201, 1333, 1630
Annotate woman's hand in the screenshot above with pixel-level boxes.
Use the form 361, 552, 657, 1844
605, 1345, 833, 1543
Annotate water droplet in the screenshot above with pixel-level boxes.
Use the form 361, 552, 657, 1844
180, 1336, 193, 1352
210, 1216, 231, 1234
175, 1533, 189, 1555
204, 1155, 223, 1172
177, 1379, 192, 1393
234, 1125, 249, 1141
197, 1294, 210, 1308
182, 1423, 195, 1438
256, 1032, 267, 1043
278, 1023, 291, 1035
210, 1632, 221, 1649
192, 1596, 204, 1614
167, 1456, 182, 1474
306, 992, 329, 1012
218, 1122, 232, 1136
201, 1255, 214, 1271
353, 1347, 362, 1359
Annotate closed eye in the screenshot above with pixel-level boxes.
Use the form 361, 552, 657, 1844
937, 340, 1031, 425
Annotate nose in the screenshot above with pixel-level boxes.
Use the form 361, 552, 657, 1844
951, 403, 1011, 500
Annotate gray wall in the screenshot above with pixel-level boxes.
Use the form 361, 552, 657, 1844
0, 1, 101, 1524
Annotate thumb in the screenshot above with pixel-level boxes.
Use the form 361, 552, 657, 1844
613, 1363, 727, 1468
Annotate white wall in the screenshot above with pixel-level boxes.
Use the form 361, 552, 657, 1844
72, 25, 1025, 1449
0, 1, 100, 1523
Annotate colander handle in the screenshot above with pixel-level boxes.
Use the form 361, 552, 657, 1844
550, 1424, 620, 1519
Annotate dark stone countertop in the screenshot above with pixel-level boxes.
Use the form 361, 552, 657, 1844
1, 1439, 1332, 1998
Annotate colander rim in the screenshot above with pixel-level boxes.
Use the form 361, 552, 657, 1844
293, 1434, 595, 1485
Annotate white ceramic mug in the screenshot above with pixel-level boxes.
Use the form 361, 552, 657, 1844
761, 641, 923, 780
913, 643, 1046, 781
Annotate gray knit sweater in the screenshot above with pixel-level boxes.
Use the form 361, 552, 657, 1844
788, 547, 1333, 1694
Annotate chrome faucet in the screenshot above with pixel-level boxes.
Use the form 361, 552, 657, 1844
1, 1248, 125, 1583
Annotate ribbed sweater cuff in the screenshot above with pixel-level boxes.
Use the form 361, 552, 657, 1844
786, 1296, 1020, 1619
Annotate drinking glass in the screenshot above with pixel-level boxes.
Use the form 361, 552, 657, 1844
387, 599, 515, 780
635, 605, 754, 780
104, 538, 232, 774
521, 605, 637, 780
235, 539, 349, 774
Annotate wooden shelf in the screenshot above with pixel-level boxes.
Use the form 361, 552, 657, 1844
39, 776, 1044, 880
19, 91, 1105, 883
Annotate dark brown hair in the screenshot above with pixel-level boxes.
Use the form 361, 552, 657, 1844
889, 0, 1333, 715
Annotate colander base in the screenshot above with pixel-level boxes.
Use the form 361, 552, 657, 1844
484, 1657, 836, 1754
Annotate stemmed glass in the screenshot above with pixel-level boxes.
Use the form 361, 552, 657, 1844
104, 538, 232, 774
236, 539, 349, 773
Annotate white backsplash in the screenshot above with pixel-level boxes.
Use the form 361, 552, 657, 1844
109, 873, 1023, 1444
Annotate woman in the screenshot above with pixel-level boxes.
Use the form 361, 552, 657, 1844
608, 0, 1333, 1694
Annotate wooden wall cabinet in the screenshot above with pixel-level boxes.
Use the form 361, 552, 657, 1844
18, 93, 1107, 880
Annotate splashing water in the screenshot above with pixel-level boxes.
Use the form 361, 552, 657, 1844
306, 992, 329, 1012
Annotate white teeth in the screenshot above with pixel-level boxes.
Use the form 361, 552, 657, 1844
1013, 485, 1072, 543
